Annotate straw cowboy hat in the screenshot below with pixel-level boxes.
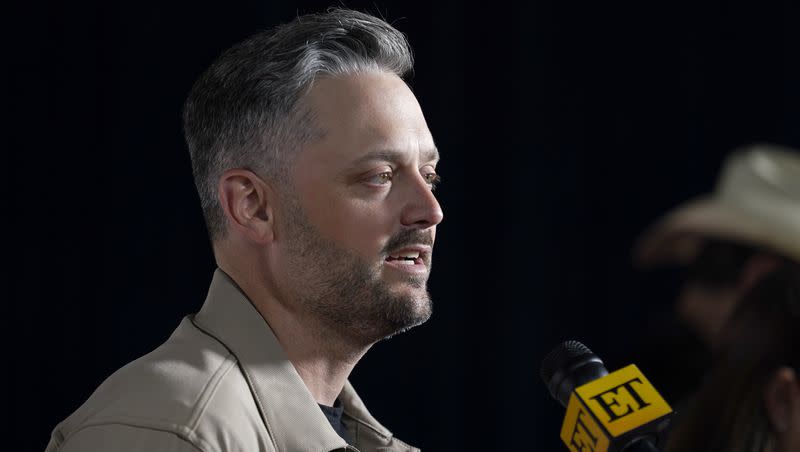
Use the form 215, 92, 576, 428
636, 143, 800, 265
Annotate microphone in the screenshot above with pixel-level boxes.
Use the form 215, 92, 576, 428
540, 341, 673, 452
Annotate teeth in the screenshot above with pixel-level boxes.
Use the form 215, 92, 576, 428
394, 259, 416, 265
390, 251, 420, 259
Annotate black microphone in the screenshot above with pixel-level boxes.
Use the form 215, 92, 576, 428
540, 341, 673, 452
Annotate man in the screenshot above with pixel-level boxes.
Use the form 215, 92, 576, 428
46, 9, 442, 452
633, 144, 800, 399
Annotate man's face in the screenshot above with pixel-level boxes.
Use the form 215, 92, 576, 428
272, 72, 443, 344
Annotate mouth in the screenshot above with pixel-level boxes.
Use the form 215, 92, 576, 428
383, 245, 431, 273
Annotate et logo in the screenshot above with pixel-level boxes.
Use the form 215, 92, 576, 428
559, 365, 672, 452
588, 377, 652, 423
562, 401, 609, 452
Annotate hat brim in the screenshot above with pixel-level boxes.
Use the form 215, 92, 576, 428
635, 196, 793, 266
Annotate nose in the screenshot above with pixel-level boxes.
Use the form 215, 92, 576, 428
400, 173, 444, 229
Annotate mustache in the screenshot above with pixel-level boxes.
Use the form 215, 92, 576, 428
382, 229, 434, 254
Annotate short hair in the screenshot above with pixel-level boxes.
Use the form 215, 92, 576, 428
183, 8, 414, 241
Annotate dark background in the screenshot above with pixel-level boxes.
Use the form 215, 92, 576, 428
8, 0, 800, 450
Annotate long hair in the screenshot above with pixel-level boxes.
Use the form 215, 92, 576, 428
666, 264, 800, 452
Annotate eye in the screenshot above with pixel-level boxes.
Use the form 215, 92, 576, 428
423, 171, 442, 190
366, 171, 393, 186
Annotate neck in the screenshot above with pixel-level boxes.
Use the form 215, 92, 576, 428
262, 296, 370, 406
219, 259, 370, 406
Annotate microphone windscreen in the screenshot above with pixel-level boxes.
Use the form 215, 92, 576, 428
541, 340, 608, 407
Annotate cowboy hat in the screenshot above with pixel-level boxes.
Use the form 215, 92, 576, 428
636, 143, 800, 265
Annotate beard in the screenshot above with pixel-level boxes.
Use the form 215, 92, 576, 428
279, 195, 433, 345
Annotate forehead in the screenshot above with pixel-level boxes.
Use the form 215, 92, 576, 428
299, 72, 437, 166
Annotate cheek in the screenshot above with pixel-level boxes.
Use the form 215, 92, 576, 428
676, 286, 738, 343
304, 191, 395, 255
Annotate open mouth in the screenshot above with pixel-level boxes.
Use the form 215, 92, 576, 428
385, 250, 423, 266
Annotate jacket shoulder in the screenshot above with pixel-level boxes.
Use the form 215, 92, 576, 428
49, 317, 274, 452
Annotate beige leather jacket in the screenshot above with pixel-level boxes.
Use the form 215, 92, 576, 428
46, 270, 419, 452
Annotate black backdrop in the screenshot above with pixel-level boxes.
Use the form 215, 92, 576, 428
9, 0, 800, 450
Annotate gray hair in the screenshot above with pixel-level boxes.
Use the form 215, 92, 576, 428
183, 8, 414, 242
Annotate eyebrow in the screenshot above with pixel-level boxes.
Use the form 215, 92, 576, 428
348, 147, 440, 168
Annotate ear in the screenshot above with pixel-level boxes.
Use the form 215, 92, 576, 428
217, 169, 274, 245
764, 366, 800, 433
738, 254, 781, 292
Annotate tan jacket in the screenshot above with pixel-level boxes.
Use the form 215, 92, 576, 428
46, 270, 419, 452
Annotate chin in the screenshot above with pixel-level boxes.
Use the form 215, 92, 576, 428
379, 292, 432, 338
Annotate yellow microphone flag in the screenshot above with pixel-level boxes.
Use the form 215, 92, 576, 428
559, 364, 672, 452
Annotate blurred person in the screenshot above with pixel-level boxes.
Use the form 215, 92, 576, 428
637, 144, 800, 349
633, 145, 800, 401
46, 8, 442, 452
665, 264, 800, 452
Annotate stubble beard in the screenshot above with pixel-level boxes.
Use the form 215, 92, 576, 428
280, 197, 433, 346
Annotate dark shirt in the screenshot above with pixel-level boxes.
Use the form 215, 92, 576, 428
319, 399, 352, 445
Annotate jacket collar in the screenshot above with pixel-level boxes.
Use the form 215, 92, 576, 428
192, 269, 393, 451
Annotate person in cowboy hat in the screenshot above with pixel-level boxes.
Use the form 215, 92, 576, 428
630, 144, 800, 407
637, 145, 800, 451
636, 143, 800, 349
